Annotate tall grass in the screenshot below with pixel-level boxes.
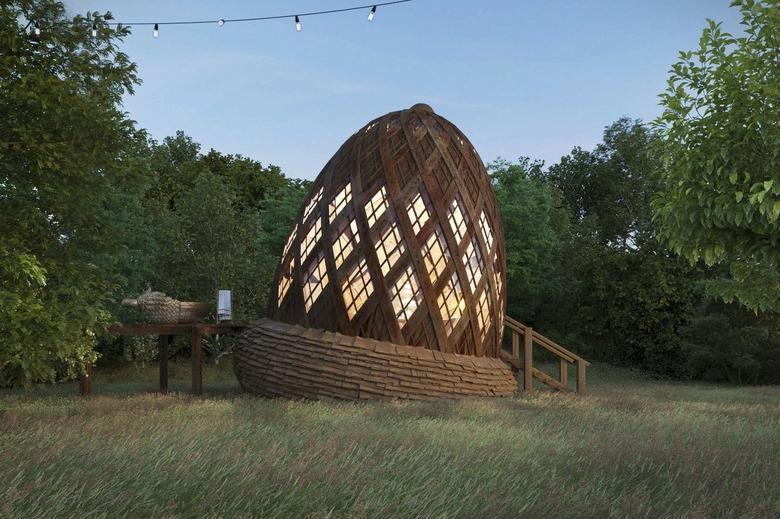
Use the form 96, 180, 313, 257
1, 362, 778, 518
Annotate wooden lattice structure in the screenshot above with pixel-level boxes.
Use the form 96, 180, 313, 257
268, 103, 506, 358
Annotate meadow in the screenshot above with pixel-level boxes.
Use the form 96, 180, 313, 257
1, 362, 778, 518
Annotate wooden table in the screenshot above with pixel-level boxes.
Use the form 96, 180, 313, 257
80, 323, 245, 396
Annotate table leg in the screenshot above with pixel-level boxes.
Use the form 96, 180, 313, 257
79, 361, 93, 396
191, 327, 203, 395
158, 335, 169, 394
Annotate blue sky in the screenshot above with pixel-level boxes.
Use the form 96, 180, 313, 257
65, 0, 741, 180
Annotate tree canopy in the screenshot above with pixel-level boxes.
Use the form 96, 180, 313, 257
654, 0, 780, 312
1, 1, 147, 384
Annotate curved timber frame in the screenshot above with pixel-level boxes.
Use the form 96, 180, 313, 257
269, 103, 506, 358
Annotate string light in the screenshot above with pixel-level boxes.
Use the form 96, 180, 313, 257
25, 1, 411, 41
72, 1, 411, 36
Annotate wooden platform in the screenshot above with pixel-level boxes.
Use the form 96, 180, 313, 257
233, 318, 517, 400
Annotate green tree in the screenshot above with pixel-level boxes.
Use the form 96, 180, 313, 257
547, 117, 661, 250
545, 119, 697, 373
151, 172, 269, 321
654, 0, 780, 312
488, 158, 569, 325
0, 1, 149, 385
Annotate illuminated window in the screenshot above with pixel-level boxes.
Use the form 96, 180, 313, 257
390, 265, 423, 328
375, 220, 405, 276
406, 189, 431, 235
303, 186, 323, 223
329, 182, 352, 223
494, 257, 504, 334
301, 217, 322, 262
447, 194, 469, 245
342, 259, 374, 319
479, 209, 494, 252
462, 236, 484, 293
421, 225, 449, 285
493, 258, 503, 300
437, 272, 465, 335
476, 288, 491, 340
278, 257, 294, 305
303, 252, 329, 312
282, 224, 297, 260
365, 185, 389, 228
332, 216, 360, 269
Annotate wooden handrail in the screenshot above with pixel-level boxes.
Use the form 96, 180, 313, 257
502, 315, 589, 395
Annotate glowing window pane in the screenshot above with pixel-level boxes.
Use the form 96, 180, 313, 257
365, 185, 389, 228
329, 182, 352, 223
390, 265, 422, 328
493, 258, 503, 300
303, 186, 323, 223
447, 194, 468, 245
476, 287, 491, 340
462, 236, 484, 293
332, 217, 360, 269
303, 252, 329, 312
301, 217, 322, 262
278, 257, 294, 306
421, 225, 449, 285
342, 258, 374, 319
437, 271, 465, 335
375, 220, 405, 276
282, 224, 297, 260
406, 189, 431, 235
479, 209, 494, 252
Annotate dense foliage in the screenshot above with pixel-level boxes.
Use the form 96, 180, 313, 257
654, 0, 780, 312
0, 1, 148, 385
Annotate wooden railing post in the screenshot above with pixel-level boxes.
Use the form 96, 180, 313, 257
511, 329, 519, 359
523, 328, 533, 391
576, 358, 587, 395
559, 358, 568, 389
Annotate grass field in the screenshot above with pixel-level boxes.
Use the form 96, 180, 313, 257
1, 361, 778, 518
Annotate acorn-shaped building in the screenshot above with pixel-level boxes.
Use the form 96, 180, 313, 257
234, 104, 515, 400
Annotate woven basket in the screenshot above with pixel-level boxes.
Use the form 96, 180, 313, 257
122, 291, 211, 323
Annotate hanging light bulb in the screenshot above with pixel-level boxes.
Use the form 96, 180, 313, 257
218, 18, 225, 27
91, 23, 97, 37
34, 21, 41, 36
368, 6, 376, 22
295, 15, 301, 32
153, 23, 159, 38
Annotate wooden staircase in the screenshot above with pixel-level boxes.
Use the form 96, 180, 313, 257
501, 316, 590, 394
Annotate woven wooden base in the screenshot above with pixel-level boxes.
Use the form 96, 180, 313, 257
233, 319, 517, 400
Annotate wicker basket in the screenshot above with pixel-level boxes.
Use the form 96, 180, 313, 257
122, 291, 211, 323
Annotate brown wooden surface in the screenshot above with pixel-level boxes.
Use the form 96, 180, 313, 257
234, 318, 517, 400
191, 329, 203, 396
79, 361, 92, 395
523, 326, 533, 391
269, 103, 506, 359
577, 359, 587, 395
559, 358, 568, 388
158, 335, 169, 393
